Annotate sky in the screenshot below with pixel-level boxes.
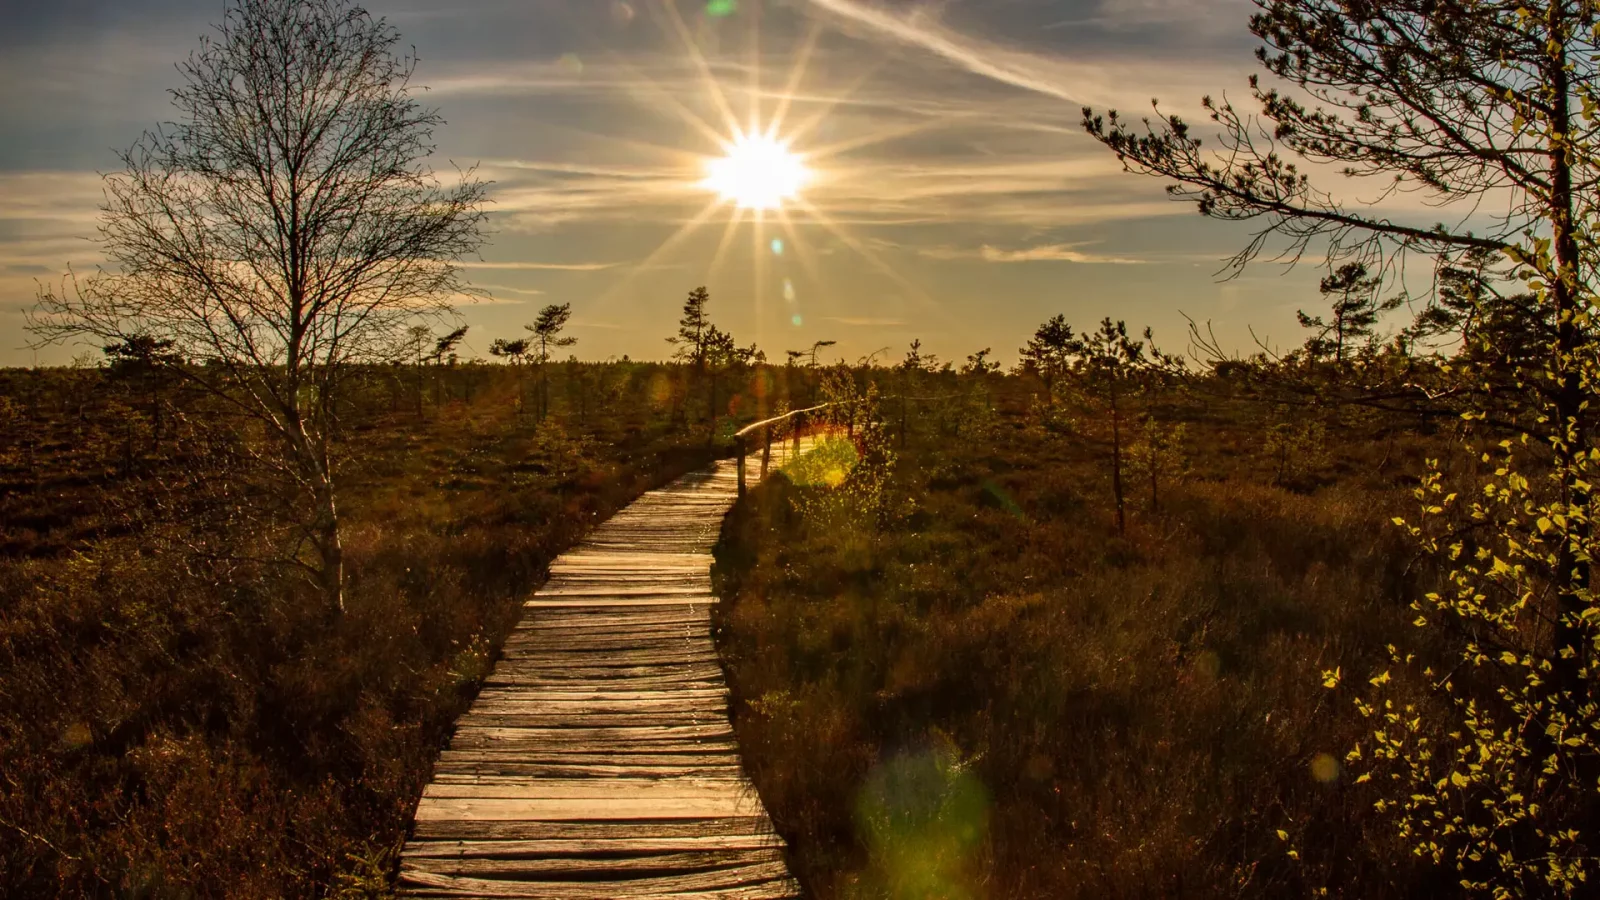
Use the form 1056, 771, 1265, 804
0, 0, 1431, 368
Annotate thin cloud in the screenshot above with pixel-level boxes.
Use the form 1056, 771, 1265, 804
467, 282, 547, 296
796, 0, 1238, 111
822, 316, 906, 327
978, 243, 1145, 264
892, 239, 1147, 265
459, 260, 620, 271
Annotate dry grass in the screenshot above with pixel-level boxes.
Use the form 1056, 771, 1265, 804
0, 361, 749, 896
713, 376, 1467, 899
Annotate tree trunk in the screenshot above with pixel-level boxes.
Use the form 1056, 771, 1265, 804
1110, 381, 1125, 535
289, 412, 345, 616
1548, 42, 1590, 694
708, 374, 718, 446
314, 476, 345, 615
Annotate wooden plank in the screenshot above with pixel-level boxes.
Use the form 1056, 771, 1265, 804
448, 736, 739, 749
401, 835, 783, 858
400, 860, 795, 897
409, 818, 779, 842
506, 631, 712, 644
401, 848, 785, 877
487, 665, 724, 676
422, 779, 756, 799
467, 700, 727, 714
523, 598, 719, 608
456, 714, 728, 730
449, 723, 734, 741
412, 795, 767, 821
535, 586, 714, 597
431, 769, 747, 784
432, 749, 742, 762
481, 675, 726, 690
469, 696, 727, 710
470, 689, 727, 702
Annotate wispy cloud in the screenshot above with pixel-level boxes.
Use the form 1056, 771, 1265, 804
459, 260, 620, 271
822, 315, 905, 327
796, 0, 1245, 111
975, 243, 1146, 264
468, 282, 546, 296
886, 238, 1147, 265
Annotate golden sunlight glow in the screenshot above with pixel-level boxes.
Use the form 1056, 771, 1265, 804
702, 131, 810, 210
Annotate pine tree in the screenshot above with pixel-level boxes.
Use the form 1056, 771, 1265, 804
526, 303, 576, 421
1016, 314, 1076, 401
1295, 263, 1398, 365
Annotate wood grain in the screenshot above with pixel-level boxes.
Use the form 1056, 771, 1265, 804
400, 449, 814, 898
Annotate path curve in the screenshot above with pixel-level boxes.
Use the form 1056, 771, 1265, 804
400, 444, 807, 898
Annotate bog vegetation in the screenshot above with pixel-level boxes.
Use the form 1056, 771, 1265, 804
0, 354, 787, 894
10, 0, 1600, 897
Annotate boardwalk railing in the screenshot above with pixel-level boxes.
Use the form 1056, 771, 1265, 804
731, 400, 861, 497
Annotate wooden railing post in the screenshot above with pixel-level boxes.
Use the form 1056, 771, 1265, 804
792, 411, 802, 454
761, 425, 772, 479
736, 435, 746, 497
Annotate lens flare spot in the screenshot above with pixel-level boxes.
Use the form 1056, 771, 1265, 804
781, 436, 857, 487
706, 0, 736, 16
855, 743, 990, 897
1310, 753, 1341, 783
791, 314, 802, 326
783, 278, 796, 302
771, 238, 785, 255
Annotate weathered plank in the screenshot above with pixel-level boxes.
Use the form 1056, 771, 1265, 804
412, 795, 767, 821
409, 817, 779, 841
401, 859, 796, 898
401, 834, 784, 858
401, 450, 818, 898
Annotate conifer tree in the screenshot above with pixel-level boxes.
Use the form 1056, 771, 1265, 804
1295, 262, 1398, 365
1016, 314, 1076, 401
526, 303, 576, 421
1085, 0, 1600, 887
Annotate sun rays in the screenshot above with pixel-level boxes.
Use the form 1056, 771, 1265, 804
580, 0, 945, 336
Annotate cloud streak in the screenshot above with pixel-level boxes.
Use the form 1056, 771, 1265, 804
976, 243, 1146, 264
796, 0, 1246, 111
822, 316, 906, 327
458, 260, 621, 271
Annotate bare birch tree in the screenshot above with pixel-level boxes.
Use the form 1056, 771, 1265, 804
29, 0, 490, 614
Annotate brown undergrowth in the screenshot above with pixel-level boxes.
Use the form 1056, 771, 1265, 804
0, 363, 730, 896
713, 376, 1472, 899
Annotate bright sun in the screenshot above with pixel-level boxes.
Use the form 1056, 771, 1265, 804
702, 130, 810, 211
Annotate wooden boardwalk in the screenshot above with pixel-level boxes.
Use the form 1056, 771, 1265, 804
401, 444, 808, 898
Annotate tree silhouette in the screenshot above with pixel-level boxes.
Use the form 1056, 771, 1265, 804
703, 325, 761, 442
1085, 0, 1600, 885
961, 347, 1000, 376
1016, 315, 1076, 402
666, 287, 714, 428
1295, 262, 1397, 365
30, 0, 488, 614
667, 286, 713, 371
526, 303, 576, 421
1074, 318, 1184, 535
489, 337, 532, 413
